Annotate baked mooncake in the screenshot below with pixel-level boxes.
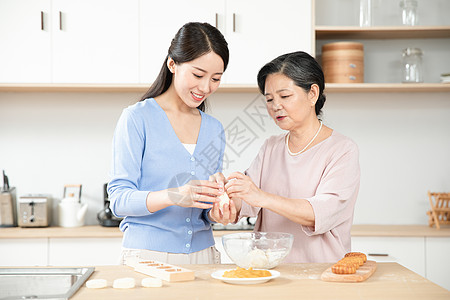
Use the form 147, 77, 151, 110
331, 252, 367, 274
331, 263, 357, 274
345, 252, 367, 263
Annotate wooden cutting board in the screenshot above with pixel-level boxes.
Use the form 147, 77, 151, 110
321, 260, 377, 282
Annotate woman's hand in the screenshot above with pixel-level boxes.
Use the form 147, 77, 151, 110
209, 172, 226, 193
226, 172, 266, 208
167, 179, 221, 209
208, 172, 239, 225
209, 199, 238, 225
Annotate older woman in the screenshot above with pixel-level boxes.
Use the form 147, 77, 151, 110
209, 51, 360, 263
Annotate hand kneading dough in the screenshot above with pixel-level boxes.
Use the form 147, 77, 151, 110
86, 279, 107, 289
141, 277, 163, 288
218, 192, 230, 211
113, 277, 136, 289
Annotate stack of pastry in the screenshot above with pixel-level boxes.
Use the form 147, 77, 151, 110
331, 252, 367, 274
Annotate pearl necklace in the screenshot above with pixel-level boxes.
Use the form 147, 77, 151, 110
286, 121, 323, 156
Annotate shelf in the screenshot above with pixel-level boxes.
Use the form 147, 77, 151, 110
0, 83, 449, 93
0, 83, 259, 93
324, 83, 450, 93
315, 25, 450, 40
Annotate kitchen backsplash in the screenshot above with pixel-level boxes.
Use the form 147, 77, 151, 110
0, 91, 449, 226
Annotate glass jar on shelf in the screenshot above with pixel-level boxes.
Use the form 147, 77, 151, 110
401, 47, 423, 83
359, 0, 372, 27
400, 0, 418, 26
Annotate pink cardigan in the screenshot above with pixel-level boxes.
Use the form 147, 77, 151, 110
240, 130, 360, 263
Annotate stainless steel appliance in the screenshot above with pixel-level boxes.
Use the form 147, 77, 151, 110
0, 170, 17, 227
18, 194, 52, 227
97, 183, 122, 227
0, 267, 94, 300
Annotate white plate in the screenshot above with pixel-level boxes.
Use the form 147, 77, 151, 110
211, 269, 280, 285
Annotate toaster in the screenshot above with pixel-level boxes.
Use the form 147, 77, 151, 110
17, 194, 52, 227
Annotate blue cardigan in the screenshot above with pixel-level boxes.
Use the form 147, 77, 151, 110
108, 98, 225, 253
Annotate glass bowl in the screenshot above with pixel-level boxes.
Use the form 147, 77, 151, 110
222, 232, 294, 269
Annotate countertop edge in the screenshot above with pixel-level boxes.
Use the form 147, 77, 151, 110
0, 224, 449, 239
0, 226, 249, 239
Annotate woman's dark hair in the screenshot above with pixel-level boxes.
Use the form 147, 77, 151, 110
140, 22, 229, 112
257, 51, 326, 117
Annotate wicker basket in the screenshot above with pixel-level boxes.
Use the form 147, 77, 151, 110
322, 42, 364, 83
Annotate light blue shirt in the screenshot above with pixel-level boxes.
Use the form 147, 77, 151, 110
108, 98, 225, 253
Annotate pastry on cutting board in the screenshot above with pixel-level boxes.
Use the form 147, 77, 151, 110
331, 263, 357, 274
345, 252, 367, 263
339, 256, 364, 267
331, 252, 367, 274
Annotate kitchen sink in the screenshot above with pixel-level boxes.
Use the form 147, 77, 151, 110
0, 267, 94, 300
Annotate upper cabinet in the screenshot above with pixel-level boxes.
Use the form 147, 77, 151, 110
140, 0, 312, 85
314, 0, 450, 92
139, 0, 224, 85
0, 0, 139, 84
51, 0, 139, 83
1, 0, 449, 92
223, 0, 312, 85
0, 0, 312, 88
0, 0, 52, 83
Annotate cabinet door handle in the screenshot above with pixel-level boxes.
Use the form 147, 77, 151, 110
232, 13, 236, 32
368, 253, 389, 256
41, 11, 44, 30
59, 11, 62, 30
215, 13, 218, 28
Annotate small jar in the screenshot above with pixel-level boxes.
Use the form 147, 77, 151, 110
400, 0, 418, 26
402, 47, 423, 83
359, 0, 372, 27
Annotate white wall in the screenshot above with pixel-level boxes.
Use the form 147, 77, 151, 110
1, 91, 449, 225
0, 92, 139, 225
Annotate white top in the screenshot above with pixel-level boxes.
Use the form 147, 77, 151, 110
182, 143, 196, 155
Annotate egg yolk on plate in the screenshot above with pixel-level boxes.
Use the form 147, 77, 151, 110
222, 267, 271, 278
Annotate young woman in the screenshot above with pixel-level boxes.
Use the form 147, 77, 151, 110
108, 22, 229, 264
210, 51, 360, 263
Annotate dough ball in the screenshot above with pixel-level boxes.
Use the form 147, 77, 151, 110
86, 279, 107, 289
113, 277, 136, 289
247, 249, 269, 268
219, 192, 230, 211
141, 277, 163, 288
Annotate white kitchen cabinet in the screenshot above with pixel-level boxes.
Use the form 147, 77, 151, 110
351, 236, 426, 277
425, 237, 450, 291
139, 0, 224, 84
48, 237, 123, 266
1, 0, 312, 86
0, 0, 51, 83
139, 0, 312, 85
224, 0, 312, 85
0, 238, 48, 266
51, 0, 139, 83
0, 0, 139, 84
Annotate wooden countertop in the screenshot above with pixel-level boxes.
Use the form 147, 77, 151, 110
72, 263, 450, 300
0, 225, 247, 239
1, 224, 450, 239
350, 224, 450, 237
